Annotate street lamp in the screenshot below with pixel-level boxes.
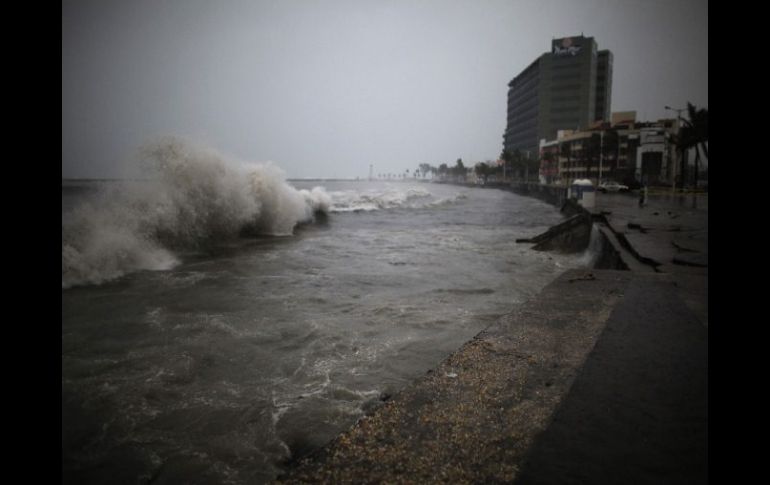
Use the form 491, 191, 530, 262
598, 129, 604, 185
665, 105, 685, 118
665, 105, 686, 192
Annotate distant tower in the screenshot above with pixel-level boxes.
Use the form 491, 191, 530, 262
369, 164, 373, 181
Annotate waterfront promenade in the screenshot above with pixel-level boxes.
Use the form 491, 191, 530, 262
515, 191, 708, 484
277, 190, 708, 484
593, 191, 708, 325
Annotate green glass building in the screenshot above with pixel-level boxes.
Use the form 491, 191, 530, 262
503, 35, 613, 158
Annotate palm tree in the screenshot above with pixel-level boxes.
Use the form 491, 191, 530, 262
453, 159, 465, 181
475, 162, 490, 184
438, 163, 449, 181
672, 103, 708, 189
671, 131, 690, 190
500, 150, 514, 181
684, 103, 708, 188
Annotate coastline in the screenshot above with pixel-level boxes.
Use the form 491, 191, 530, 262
276, 183, 708, 483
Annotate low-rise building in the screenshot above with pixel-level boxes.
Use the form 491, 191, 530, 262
538, 112, 678, 187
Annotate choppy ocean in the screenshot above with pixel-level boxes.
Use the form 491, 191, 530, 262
62, 139, 594, 484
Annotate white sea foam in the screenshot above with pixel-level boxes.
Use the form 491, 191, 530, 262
327, 186, 465, 213
61, 137, 329, 288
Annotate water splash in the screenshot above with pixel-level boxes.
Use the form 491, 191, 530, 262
579, 223, 603, 267
62, 137, 329, 288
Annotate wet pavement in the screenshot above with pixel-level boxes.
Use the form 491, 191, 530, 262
514, 271, 708, 485
592, 191, 708, 326
276, 190, 708, 484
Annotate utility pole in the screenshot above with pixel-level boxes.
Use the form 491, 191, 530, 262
665, 132, 675, 193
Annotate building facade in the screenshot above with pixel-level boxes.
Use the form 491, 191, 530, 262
503, 59, 540, 161
595, 50, 613, 123
538, 112, 679, 187
503, 35, 613, 160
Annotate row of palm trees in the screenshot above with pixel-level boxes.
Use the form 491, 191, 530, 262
374, 160, 468, 180
499, 149, 539, 181
410, 160, 468, 180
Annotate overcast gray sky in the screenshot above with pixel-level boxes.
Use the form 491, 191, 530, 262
62, 0, 708, 179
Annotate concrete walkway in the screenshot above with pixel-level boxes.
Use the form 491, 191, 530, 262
512, 192, 708, 484
591, 191, 708, 326
276, 191, 708, 484
515, 272, 708, 484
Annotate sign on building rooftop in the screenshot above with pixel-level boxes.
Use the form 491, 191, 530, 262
552, 37, 582, 56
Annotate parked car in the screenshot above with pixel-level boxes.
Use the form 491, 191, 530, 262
598, 181, 629, 193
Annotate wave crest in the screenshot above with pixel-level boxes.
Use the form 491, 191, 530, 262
328, 187, 461, 212
62, 137, 329, 288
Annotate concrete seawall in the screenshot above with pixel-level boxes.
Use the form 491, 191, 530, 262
509, 181, 567, 208
277, 184, 708, 484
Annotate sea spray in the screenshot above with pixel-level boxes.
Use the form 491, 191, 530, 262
579, 223, 603, 267
62, 137, 329, 288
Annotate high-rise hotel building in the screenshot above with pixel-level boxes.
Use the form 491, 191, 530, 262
503, 35, 613, 158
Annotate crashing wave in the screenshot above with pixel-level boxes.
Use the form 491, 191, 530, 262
62, 137, 330, 288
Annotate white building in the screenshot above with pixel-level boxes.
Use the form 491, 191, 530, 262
636, 126, 675, 186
